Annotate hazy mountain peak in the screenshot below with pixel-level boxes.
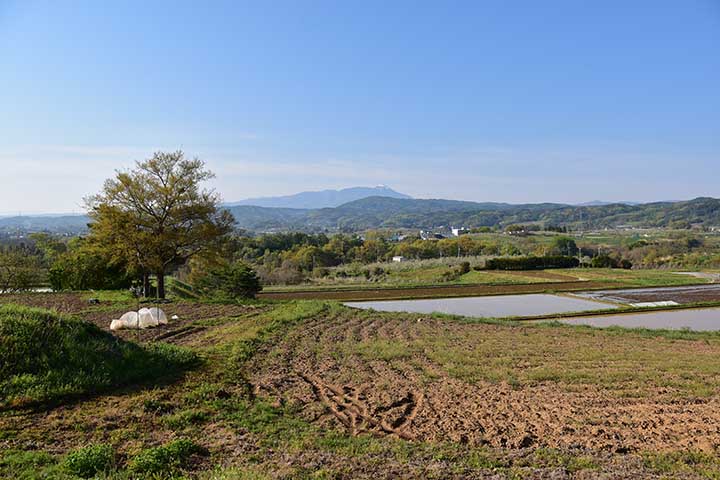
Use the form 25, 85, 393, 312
226, 186, 412, 209
575, 200, 641, 207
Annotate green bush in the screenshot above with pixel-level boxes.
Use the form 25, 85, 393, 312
194, 262, 262, 300
63, 444, 114, 478
129, 439, 205, 476
0, 305, 198, 408
590, 254, 632, 269
485, 255, 579, 270
49, 248, 132, 291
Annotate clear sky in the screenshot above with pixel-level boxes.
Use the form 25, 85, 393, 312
1, 0, 719, 213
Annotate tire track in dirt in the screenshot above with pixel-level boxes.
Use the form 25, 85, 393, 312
298, 373, 423, 440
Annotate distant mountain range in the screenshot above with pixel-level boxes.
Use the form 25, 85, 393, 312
225, 196, 720, 232
3, 194, 720, 235
574, 200, 641, 207
226, 185, 411, 209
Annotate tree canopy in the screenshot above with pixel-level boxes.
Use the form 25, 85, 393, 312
86, 151, 234, 298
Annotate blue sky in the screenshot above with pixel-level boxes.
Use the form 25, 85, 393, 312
1, 0, 719, 213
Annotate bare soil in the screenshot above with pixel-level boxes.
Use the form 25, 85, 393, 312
253, 310, 720, 454
0, 292, 94, 315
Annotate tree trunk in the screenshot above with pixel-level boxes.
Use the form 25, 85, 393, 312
143, 272, 151, 298
157, 270, 166, 299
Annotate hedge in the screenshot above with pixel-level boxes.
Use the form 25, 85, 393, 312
485, 255, 579, 270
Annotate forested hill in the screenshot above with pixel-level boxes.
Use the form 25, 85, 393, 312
227, 196, 720, 232
3, 197, 719, 234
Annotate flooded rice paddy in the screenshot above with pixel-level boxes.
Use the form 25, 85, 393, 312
346, 293, 616, 318
560, 308, 720, 331
347, 284, 720, 330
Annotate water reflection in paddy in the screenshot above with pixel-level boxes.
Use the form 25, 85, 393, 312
560, 308, 720, 331
346, 293, 616, 318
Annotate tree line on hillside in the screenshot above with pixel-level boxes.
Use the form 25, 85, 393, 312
2, 151, 719, 294
6, 192, 720, 237
225, 196, 720, 232
4, 215, 718, 291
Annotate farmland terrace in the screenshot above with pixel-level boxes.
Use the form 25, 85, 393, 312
3, 291, 720, 478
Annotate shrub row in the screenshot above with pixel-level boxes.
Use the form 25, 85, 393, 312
485, 255, 579, 270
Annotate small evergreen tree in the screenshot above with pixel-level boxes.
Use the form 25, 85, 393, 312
194, 262, 262, 300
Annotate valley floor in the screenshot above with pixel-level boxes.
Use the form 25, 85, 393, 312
3, 292, 720, 478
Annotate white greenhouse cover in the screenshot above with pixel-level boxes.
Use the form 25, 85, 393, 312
110, 308, 169, 330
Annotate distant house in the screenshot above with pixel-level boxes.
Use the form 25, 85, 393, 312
451, 227, 469, 237
392, 256, 405, 262
420, 230, 447, 240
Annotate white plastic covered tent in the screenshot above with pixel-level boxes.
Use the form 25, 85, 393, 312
110, 307, 169, 331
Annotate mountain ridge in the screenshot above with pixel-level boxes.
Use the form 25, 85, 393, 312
226, 196, 720, 232
226, 185, 411, 209
3, 196, 719, 234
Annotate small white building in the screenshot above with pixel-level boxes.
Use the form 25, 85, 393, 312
392, 256, 405, 263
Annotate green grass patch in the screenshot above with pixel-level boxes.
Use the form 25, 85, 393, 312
557, 268, 710, 287
128, 438, 206, 476
459, 270, 557, 284
81, 290, 136, 303
642, 450, 720, 478
221, 301, 328, 372
199, 466, 273, 480
0, 449, 68, 480
62, 443, 115, 478
162, 408, 211, 430
518, 448, 598, 472
352, 339, 414, 361
0, 304, 198, 409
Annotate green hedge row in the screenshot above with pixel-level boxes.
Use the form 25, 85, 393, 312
485, 255, 579, 270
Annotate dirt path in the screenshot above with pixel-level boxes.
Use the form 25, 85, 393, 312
258, 280, 614, 301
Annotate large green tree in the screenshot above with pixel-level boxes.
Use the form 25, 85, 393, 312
86, 151, 235, 298
550, 236, 579, 257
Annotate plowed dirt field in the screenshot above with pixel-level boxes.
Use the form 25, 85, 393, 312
254, 307, 720, 454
